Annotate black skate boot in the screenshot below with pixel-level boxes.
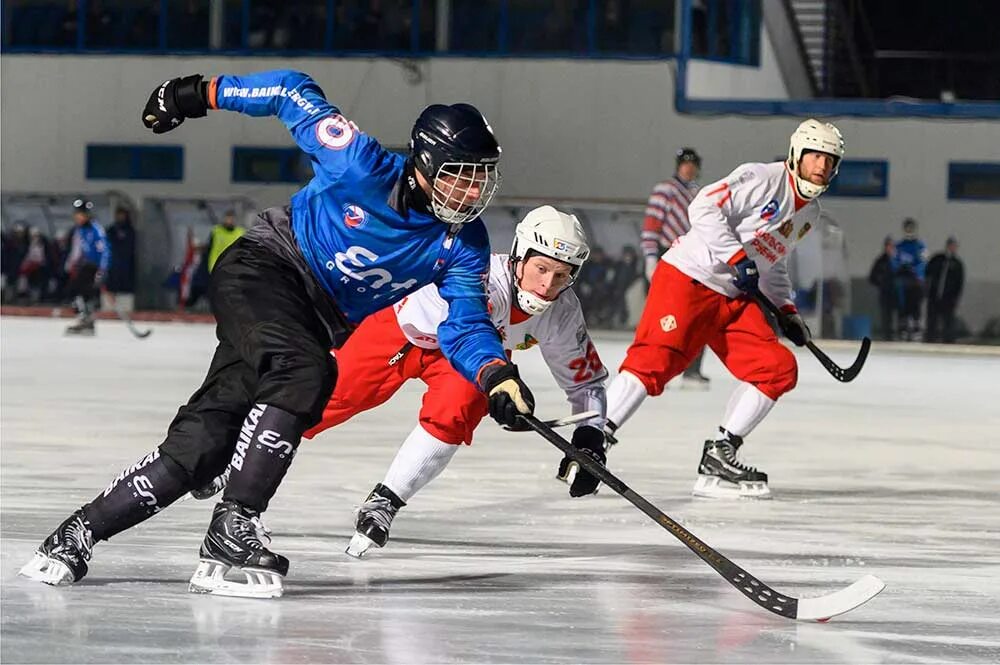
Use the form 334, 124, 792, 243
65, 317, 95, 336
19, 510, 95, 585
692, 429, 771, 499
188, 500, 288, 598
345, 484, 405, 559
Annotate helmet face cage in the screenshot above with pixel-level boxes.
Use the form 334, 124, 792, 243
430, 162, 502, 225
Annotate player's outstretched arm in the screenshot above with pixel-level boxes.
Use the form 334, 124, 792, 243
141, 70, 374, 182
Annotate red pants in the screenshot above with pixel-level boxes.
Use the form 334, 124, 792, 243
303, 307, 487, 445
621, 262, 797, 400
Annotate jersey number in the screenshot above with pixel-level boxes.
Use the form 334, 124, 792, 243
568, 341, 602, 382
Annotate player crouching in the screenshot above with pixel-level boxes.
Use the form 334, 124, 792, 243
302, 206, 608, 557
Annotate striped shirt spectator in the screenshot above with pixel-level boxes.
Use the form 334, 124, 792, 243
641, 148, 702, 280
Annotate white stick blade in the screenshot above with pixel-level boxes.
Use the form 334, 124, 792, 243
795, 574, 886, 621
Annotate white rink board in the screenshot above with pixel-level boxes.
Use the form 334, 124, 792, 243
2, 317, 998, 664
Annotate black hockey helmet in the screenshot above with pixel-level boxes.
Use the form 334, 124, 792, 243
73, 197, 94, 213
410, 103, 502, 224
676, 147, 701, 168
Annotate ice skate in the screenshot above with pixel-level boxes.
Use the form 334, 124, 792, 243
189, 500, 287, 599
64, 318, 95, 337
19, 510, 95, 585
680, 372, 711, 391
346, 484, 405, 559
692, 431, 771, 499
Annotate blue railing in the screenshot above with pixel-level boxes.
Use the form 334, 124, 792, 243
2, 0, 759, 65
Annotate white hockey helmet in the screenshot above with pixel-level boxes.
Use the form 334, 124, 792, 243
787, 119, 845, 199
510, 205, 590, 315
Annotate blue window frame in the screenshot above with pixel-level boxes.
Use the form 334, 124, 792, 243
232, 147, 312, 184
825, 160, 888, 198
86, 144, 183, 181
948, 162, 1000, 201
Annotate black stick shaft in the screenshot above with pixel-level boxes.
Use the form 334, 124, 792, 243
525, 415, 799, 619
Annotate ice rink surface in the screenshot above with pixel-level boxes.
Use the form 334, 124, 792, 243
2, 316, 998, 664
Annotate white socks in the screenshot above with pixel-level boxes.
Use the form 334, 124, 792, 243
720, 382, 776, 438
382, 425, 460, 503
605, 370, 649, 430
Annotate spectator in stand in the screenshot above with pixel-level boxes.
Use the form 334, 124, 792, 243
577, 244, 612, 327
610, 245, 641, 328
206, 210, 245, 273
104, 207, 137, 313
641, 147, 709, 388
868, 235, 897, 340
16, 228, 53, 304
1, 224, 29, 303
924, 237, 965, 344
893, 217, 927, 341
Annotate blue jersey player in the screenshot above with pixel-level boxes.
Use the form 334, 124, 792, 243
21, 70, 536, 599
64, 198, 111, 336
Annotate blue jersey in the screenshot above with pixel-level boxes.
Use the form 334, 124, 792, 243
67, 220, 111, 273
210, 70, 504, 385
893, 238, 927, 280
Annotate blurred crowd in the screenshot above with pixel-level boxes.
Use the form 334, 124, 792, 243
574, 244, 644, 330
869, 218, 965, 343
1, 203, 135, 307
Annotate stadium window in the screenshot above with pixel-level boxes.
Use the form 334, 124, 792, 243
825, 160, 888, 198
86, 145, 183, 181
948, 162, 1000, 201
232, 147, 313, 184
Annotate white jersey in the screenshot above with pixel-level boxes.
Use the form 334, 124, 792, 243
664, 161, 822, 310
394, 254, 607, 428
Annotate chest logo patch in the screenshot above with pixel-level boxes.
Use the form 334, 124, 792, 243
778, 219, 794, 238
343, 204, 367, 229
760, 199, 780, 221
797, 222, 812, 240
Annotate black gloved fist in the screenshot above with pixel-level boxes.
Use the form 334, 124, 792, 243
481, 362, 535, 428
731, 256, 760, 293
142, 74, 209, 134
779, 309, 812, 347
562, 425, 606, 497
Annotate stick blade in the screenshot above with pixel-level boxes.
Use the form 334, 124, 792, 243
795, 574, 885, 622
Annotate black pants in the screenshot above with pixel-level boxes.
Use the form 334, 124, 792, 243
158, 237, 340, 488
67, 263, 99, 314
925, 299, 958, 343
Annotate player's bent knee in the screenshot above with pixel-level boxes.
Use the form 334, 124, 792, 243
760, 347, 798, 399
620, 345, 689, 396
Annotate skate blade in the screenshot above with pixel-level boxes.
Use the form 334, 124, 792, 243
345, 532, 378, 559
18, 552, 75, 586
680, 379, 710, 391
556, 461, 578, 484
692, 475, 772, 500
188, 559, 283, 599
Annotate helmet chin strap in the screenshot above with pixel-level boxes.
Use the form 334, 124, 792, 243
788, 161, 827, 199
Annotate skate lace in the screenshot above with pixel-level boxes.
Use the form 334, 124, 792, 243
231, 513, 264, 550
359, 495, 397, 532
717, 442, 758, 473
58, 516, 94, 561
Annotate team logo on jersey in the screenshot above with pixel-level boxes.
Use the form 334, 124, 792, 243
760, 199, 780, 221
660, 315, 677, 332
797, 221, 812, 240
317, 114, 358, 150
515, 334, 539, 350
778, 219, 794, 238
343, 204, 367, 229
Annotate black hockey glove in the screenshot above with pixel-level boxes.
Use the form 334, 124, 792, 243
142, 74, 209, 134
481, 362, 535, 429
731, 255, 760, 293
778, 309, 812, 347
565, 425, 606, 497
